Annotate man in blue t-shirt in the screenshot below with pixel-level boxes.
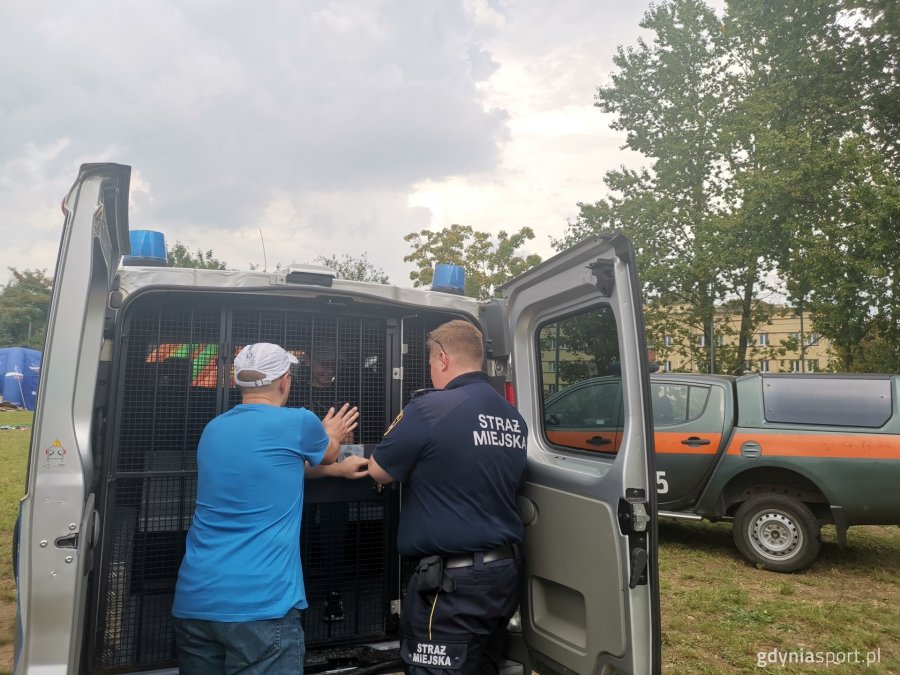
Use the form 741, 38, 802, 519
369, 320, 527, 674
172, 342, 364, 674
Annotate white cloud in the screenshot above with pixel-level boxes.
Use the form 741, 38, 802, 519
0, 0, 656, 287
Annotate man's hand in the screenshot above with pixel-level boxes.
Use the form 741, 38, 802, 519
323, 403, 359, 444
305, 455, 369, 480
336, 454, 369, 478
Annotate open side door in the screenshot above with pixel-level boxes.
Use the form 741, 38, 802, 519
15, 164, 131, 673
500, 233, 660, 674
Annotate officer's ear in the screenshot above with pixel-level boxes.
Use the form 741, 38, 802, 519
436, 350, 449, 370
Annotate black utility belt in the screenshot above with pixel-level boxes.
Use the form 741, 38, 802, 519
443, 544, 516, 569
414, 545, 518, 594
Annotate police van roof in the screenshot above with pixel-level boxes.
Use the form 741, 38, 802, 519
115, 265, 483, 313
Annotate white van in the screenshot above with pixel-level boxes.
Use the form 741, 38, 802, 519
14, 163, 661, 674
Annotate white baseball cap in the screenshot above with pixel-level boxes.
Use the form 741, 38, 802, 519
233, 343, 298, 388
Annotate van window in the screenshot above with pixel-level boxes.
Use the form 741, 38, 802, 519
653, 383, 710, 426
687, 385, 710, 420
763, 376, 892, 428
539, 305, 624, 453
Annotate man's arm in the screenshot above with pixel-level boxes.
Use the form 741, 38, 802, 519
367, 455, 395, 485
306, 455, 369, 479
370, 402, 428, 485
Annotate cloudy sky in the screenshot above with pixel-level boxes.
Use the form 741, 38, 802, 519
1, 0, 659, 286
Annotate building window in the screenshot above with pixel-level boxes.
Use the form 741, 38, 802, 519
790, 359, 802, 372
758, 333, 769, 346
664, 335, 673, 347
759, 359, 769, 373
788, 332, 801, 343
699, 334, 724, 347
546, 361, 557, 372
808, 333, 820, 346
664, 360, 672, 372
542, 335, 568, 350
807, 359, 819, 372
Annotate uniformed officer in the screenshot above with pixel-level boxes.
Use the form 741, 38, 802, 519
368, 320, 527, 675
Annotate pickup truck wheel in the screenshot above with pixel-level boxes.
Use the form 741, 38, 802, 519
732, 493, 821, 572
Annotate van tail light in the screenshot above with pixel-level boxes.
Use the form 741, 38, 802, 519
504, 382, 516, 406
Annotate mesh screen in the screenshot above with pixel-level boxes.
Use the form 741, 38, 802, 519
401, 316, 449, 404
94, 301, 399, 672
229, 310, 387, 445
301, 501, 389, 644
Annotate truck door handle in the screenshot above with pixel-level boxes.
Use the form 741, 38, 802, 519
587, 436, 612, 446
681, 437, 711, 447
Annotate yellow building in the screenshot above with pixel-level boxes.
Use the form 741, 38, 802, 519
538, 306, 834, 390
658, 306, 833, 374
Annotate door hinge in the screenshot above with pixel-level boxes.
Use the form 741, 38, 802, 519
588, 260, 615, 296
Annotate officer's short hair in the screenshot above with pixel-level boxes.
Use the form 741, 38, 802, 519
427, 320, 484, 367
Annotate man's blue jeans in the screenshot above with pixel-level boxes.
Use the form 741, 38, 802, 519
173, 607, 305, 675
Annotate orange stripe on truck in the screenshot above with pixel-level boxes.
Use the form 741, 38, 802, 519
726, 433, 900, 460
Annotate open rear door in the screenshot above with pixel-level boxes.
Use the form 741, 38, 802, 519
15, 164, 131, 673
500, 232, 660, 674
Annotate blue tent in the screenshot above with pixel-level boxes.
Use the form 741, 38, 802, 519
0, 347, 42, 410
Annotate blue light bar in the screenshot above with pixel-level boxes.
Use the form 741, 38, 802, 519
123, 230, 168, 267
432, 264, 466, 295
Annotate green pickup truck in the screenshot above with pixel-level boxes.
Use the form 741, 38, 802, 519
544, 372, 900, 572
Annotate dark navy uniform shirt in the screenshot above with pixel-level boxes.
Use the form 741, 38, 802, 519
372, 371, 527, 557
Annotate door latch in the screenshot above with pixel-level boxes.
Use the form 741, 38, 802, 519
617, 492, 650, 535
618, 489, 651, 587
630, 502, 650, 532
55, 533, 79, 549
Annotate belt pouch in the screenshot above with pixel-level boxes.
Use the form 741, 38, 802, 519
415, 555, 445, 594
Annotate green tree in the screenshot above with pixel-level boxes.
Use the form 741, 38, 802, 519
547, 306, 622, 382
314, 253, 390, 284
558, 0, 900, 373
718, 0, 864, 372
725, 0, 899, 372
804, 0, 899, 372
555, 0, 779, 374
167, 242, 227, 270
794, 142, 900, 371
723, 0, 853, 369
0, 269, 53, 350
404, 225, 542, 300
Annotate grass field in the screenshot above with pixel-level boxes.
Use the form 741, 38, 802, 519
0, 411, 31, 674
0, 412, 897, 674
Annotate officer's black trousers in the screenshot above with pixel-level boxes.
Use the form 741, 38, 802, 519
400, 556, 522, 675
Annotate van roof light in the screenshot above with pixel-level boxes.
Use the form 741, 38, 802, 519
123, 230, 168, 267
432, 264, 465, 295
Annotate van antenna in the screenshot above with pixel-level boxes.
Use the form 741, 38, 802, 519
259, 226, 268, 272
